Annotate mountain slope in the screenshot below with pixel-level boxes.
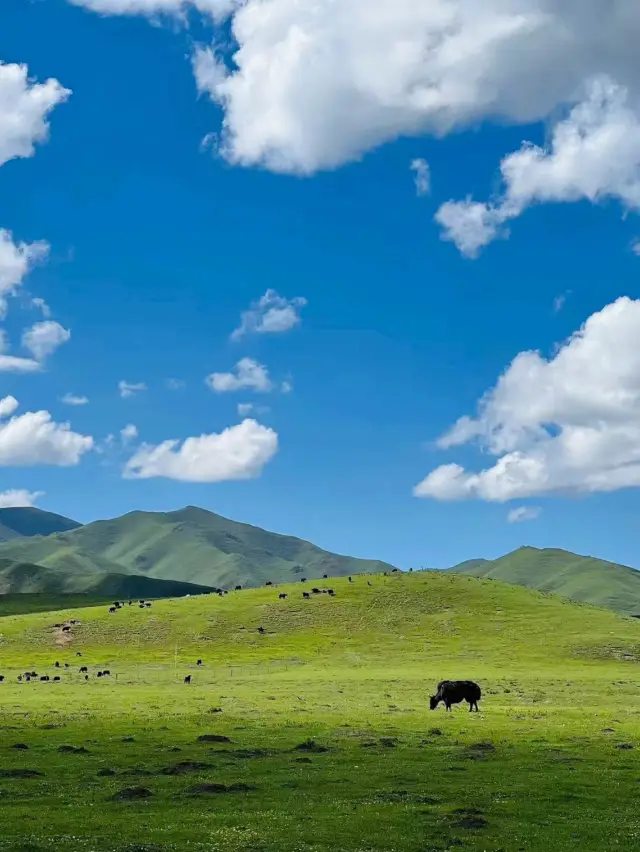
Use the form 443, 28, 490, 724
449, 546, 640, 615
0, 506, 396, 590
0, 507, 80, 540
0, 557, 216, 598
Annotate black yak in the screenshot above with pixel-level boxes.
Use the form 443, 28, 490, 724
430, 680, 481, 712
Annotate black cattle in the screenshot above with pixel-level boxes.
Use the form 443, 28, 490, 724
40, 676, 50, 682
97, 672, 103, 678
0, 675, 4, 682
64, 664, 70, 669
300, 577, 307, 583
62, 626, 71, 633
327, 589, 335, 596
184, 675, 192, 684
139, 604, 145, 609
265, 581, 273, 587
323, 574, 328, 579
258, 626, 266, 634
302, 592, 310, 599
17, 675, 22, 682
84, 675, 89, 681
109, 607, 117, 614
80, 666, 88, 673
367, 581, 372, 586
430, 680, 481, 713
53, 676, 61, 682
197, 659, 203, 666
139, 600, 145, 604
102, 670, 111, 677
392, 568, 399, 573
54, 661, 60, 668
311, 588, 321, 594
235, 585, 242, 591
128, 600, 133, 606
348, 577, 353, 583
279, 593, 287, 600
25, 676, 30, 682
145, 602, 152, 608
76, 652, 82, 657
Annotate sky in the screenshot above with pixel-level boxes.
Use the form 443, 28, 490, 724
1, 0, 640, 571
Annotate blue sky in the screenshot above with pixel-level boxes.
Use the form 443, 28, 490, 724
1, 0, 640, 570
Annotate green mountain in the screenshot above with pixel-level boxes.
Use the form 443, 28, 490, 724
448, 546, 640, 615
0, 507, 80, 541
0, 556, 217, 598
0, 505, 395, 591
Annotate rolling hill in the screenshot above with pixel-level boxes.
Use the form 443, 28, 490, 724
448, 545, 640, 615
0, 505, 396, 591
0, 507, 80, 541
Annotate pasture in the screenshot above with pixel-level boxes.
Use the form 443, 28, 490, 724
0, 572, 639, 852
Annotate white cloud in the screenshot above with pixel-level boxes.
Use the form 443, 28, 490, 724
280, 379, 293, 394
507, 506, 541, 524
165, 378, 185, 390
632, 239, 640, 256
61, 393, 89, 406
410, 158, 430, 197
237, 402, 254, 417
0, 62, 70, 168
118, 380, 147, 399
0, 396, 93, 466
123, 418, 278, 482
553, 292, 570, 313
120, 423, 138, 442
206, 357, 273, 393
0, 330, 41, 373
231, 289, 307, 340
22, 321, 71, 361
437, 77, 640, 255
67, 0, 236, 19
0, 230, 50, 317
31, 297, 51, 318
0, 488, 44, 508
414, 297, 640, 502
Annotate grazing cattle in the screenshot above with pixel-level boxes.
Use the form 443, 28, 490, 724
64, 664, 70, 669
323, 574, 328, 579
367, 581, 372, 587
54, 661, 60, 668
145, 602, 152, 608
197, 659, 203, 666
430, 680, 481, 713
348, 577, 353, 583
17, 675, 22, 682
139, 600, 145, 605
265, 581, 273, 587
109, 607, 117, 614
62, 626, 71, 633
76, 652, 82, 657
80, 666, 88, 673
311, 588, 321, 594
139, 604, 145, 609
53, 676, 61, 682
184, 675, 191, 684
235, 585, 242, 591
25, 676, 30, 682
302, 592, 310, 599
84, 675, 89, 681
258, 626, 266, 634
0, 675, 4, 682
128, 600, 133, 606
327, 589, 335, 595
40, 676, 50, 682
279, 593, 287, 600
102, 670, 111, 677
97, 672, 103, 678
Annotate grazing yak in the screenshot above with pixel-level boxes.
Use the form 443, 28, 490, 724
184, 675, 192, 684
279, 593, 287, 600
430, 680, 481, 712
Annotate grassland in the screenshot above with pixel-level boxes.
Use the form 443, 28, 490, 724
450, 545, 640, 615
0, 571, 640, 852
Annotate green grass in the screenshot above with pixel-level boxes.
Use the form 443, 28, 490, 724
0, 505, 395, 591
450, 545, 640, 615
0, 571, 640, 852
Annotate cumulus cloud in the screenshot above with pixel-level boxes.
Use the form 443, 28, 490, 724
165, 378, 185, 390
0, 329, 41, 373
0, 62, 70, 168
0, 488, 44, 508
60, 393, 89, 406
206, 357, 273, 393
120, 423, 138, 442
22, 321, 71, 361
0, 395, 93, 466
123, 418, 278, 482
231, 289, 307, 340
67, 0, 236, 18
118, 380, 147, 399
0, 230, 50, 318
507, 506, 541, 523
437, 77, 640, 255
31, 297, 51, 318
414, 297, 640, 502
410, 158, 430, 197
632, 240, 640, 256
553, 292, 570, 313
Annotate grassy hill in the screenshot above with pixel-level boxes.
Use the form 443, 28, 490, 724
449, 545, 640, 615
0, 571, 639, 852
0, 556, 217, 599
0, 507, 80, 541
0, 505, 395, 591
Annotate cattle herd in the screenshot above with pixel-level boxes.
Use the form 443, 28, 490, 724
0, 573, 483, 712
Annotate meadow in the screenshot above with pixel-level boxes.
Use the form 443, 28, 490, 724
0, 572, 639, 852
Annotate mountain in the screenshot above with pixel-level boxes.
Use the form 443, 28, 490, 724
0, 505, 396, 591
0, 507, 81, 541
448, 546, 640, 615
0, 556, 217, 598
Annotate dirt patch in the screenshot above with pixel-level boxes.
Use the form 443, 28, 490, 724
293, 739, 328, 753
197, 734, 231, 744
295, 757, 312, 763
616, 743, 634, 750
185, 782, 256, 796
379, 738, 397, 748
0, 769, 43, 778
98, 768, 117, 777
52, 626, 73, 649
58, 745, 89, 754
161, 761, 214, 776
10, 744, 29, 751
111, 786, 153, 802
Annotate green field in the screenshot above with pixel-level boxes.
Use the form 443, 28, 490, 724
1, 572, 639, 852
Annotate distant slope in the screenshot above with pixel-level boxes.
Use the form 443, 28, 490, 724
0, 557, 216, 599
0, 507, 80, 541
449, 546, 640, 615
0, 593, 114, 617
0, 505, 396, 590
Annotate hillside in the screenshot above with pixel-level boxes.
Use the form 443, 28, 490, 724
0, 507, 80, 541
0, 556, 216, 599
0, 505, 395, 590
449, 546, 640, 615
